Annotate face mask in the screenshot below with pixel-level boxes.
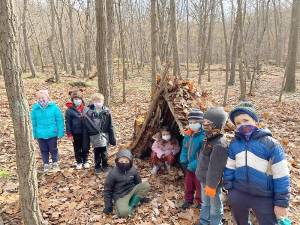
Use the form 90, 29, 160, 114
73, 99, 82, 107
237, 124, 258, 140
162, 135, 171, 141
189, 123, 202, 132
94, 102, 103, 109
117, 162, 131, 172
39, 99, 49, 107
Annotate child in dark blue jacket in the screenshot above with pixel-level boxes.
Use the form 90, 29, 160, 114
180, 108, 205, 209
65, 90, 90, 170
224, 102, 290, 225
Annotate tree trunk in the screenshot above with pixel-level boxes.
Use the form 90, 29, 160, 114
84, 0, 91, 78
48, 0, 59, 82
186, 0, 190, 78
57, 21, 68, 73
283, 0, 300, 92
237, 0, 246, 100
170, 0, 180, 77
22, 0, 37, 77
151, 0, 159, 98
229, 12, 239, 86
273, 0, 282, 67
220, 0, 230, 106
0, 1, 44, 225
95, 0, 110, 105
68, 0, 76, 75
106, 0, 114, 99
116, 0, 127, 103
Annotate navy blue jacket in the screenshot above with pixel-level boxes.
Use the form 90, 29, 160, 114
65, 102, 84, 136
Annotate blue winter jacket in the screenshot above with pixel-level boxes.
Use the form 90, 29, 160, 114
180, 128, 205, 172
31, 102, 65, 139
224, 128, 290, 207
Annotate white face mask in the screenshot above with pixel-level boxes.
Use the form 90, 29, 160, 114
162, 134, 171, 141
94, 102, 103, 109
189, 123, 202, 131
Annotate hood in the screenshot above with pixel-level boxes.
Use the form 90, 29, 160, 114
32, 101, 55, 110
115, 149, 133, 163
184, 127, 204, 136
235, 128, 272, 140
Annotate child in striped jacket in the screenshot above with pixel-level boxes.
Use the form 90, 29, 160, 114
224, 102, 290, 225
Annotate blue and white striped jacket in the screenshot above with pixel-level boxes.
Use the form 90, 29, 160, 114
224, 128, 290, 207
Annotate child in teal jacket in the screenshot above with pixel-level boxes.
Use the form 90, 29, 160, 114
180, 108, 205, 209
31, 90, 64, 173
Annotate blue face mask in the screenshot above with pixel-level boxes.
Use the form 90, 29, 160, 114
189, 123, 202, 132
237, 124, 258, 140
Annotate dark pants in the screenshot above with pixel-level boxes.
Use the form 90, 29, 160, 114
38, 137, 59, 164
184, 170, 201, 204
94, 147, 108, 169
228, 189, 277, 225
73, 134, 89, 164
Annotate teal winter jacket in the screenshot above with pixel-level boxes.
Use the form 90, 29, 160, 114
31, 102, 64, 139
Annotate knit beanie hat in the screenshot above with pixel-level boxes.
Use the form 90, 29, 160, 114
229, 102, 259, 124
188, 108, 204, 121
204, 107, 228, 129
69, 89, 83, 100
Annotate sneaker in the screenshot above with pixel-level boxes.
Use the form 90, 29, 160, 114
43, 164, 50, 173
76, 163, 83, 170
95, 168, 101, 176
181, 201, 193, 209
83, 162, 90, 169
52, 162, 60, 172
151, 166, 159, 175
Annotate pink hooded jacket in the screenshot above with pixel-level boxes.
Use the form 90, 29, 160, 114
151, 136, 180, 159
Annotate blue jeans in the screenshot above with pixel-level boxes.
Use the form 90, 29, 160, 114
38, 137, 59, 164
199, 183, 223, 225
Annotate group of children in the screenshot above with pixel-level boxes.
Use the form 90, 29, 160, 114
30, 89, 291, 224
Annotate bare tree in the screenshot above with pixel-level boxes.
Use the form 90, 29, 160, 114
186, 0, 190, 78
229, 7, 239, 86
170, 0, 180, 77
68, 0, 76, 75
106, 0, 114, 98
151, 0, 159, 98
283, 0, 300, 92
54, 0, 68, 73
84, 0, 91, 78
116, 0, 127, 103
48, 0, 59, 82
95, 0, 110, 104
0, 0, 44, 224
22, 0, 37, 77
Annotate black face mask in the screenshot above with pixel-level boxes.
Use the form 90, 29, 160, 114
117, 162, 131, 172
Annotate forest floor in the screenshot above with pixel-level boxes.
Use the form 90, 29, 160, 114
0, 64, 300, 225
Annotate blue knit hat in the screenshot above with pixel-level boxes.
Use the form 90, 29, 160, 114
229, 102, 259, 124
188, 108, 204, 121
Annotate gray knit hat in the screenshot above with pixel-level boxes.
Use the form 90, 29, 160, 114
188, 108, 204, 121
204, 107, 228, 129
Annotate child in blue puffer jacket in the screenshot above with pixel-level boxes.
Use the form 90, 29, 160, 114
31, 90, 64, 173
180, 108, 205, 209
224, 102, 290, 225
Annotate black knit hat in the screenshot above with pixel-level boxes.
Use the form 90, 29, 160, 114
188, 108, 204, 121
229, 102, 259, 124
204, 107, 228, 129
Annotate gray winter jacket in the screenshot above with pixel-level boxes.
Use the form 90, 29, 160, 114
196, 134, 228, 189
103, 150, 141, 209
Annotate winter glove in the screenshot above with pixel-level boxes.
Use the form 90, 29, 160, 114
103, 207, 113, 215
205, 185, 217, 197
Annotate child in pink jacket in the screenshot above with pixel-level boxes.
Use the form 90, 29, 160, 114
151, 127, 180, 175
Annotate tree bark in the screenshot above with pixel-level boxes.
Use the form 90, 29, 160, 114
283, 0, 300, 92
229, 10, 239, 86
170, 0, 180, 77
106, 0, 114, 98
186, 0, 190, 78
68, 0, 76, 75
48, 0, 59, 82
84, 0, 91, 78
95, 0, 110, 105
151, 0, 159, 98
22, 0, 37, 77
0, 1, 44, 224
